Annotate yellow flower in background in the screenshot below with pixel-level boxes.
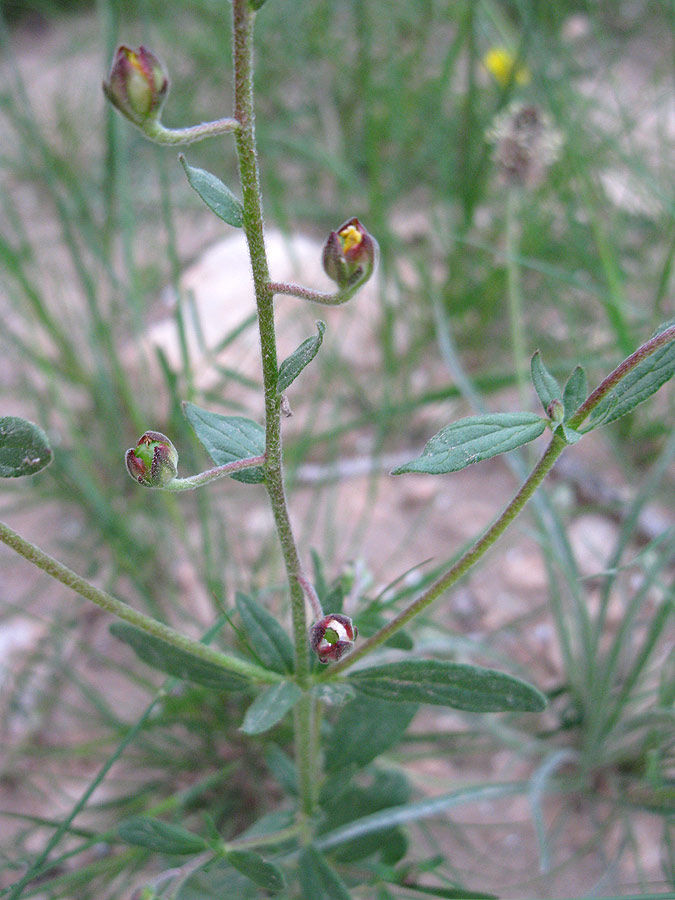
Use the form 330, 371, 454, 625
483, 46, 530, 87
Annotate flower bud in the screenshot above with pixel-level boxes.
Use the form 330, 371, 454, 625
125, 431, 178, 488
547, 398, 564, 424
309, 614, 358, 664
322, 218, 378, 292
103, 45, 169, 127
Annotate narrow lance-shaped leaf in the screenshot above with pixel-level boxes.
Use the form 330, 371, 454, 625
392, 413, 546, 476
235, 592, 294, 673
240, 681, 302, 734
226, 849, 286, 893
0, 416, 52, 478
348, 660, 546, 712
179, 154, 243, 228
110, 623, 249, 691
118, 817, 209, 855
562, 365, 587, 421
183, 402, 265, 484
590, 319, 675, 428
530, 351, 562, 414
277, 320, 326, 393
325, 695, 418, 773
298, 846, 352, 900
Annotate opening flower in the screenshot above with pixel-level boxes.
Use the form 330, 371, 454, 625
125, 431, 178, 488
322, 218, 378, 293
309, 614, 358, 664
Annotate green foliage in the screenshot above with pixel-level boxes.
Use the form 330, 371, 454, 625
298, 846, 352, 900
277, 320, 326, 393
117, 817, 209, 855
183, 402, 265, 483
0, 416, 53, 477
392, 413, 547, 475
179, 155, 244, 229
531, 350, 562, 412
240, 681, 301, 734
324, 695, 418, 773
110, 623, 250, 691
590, 320, 675, 428
348, 660, 547, 712
235, 592, 294, 674
225, 849, 286, 893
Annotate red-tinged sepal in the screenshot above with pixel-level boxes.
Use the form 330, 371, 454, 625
310, 614, 358, 664
103, 45, 169, 127
322, 218, 378, 294
125, 431, 178, 489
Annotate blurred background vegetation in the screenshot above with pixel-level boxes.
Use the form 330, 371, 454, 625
0, 1, 673, 897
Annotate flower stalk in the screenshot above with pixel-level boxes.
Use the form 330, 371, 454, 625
321, 323, 675, 677
0, 519, 281, 685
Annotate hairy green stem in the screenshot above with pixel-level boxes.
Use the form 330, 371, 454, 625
0, 519, 279, 684
231, 0, 316, 823
506, 188, 528, 408
322, 323, 675, 677
143, 116, 239, 145
231, 0, 310, 680
268, 280, 354, 306
323, 431, 568, 675
166, 454, 266, 491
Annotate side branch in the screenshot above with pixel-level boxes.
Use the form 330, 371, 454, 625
0, 520, 281, 684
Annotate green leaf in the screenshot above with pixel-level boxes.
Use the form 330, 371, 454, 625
562, 365, 587, 421
264, 744, 297, 795
317, 782, 525, 852
590, 321, 675, 428
110, 623, 249, 691
530, 351, 562, 413
183, 402, 265, 484
118, 817, 208, 855
179, 155, 243, 228
226, 850, 285, 893
299, 846, 352, 900
0, 416, 52, 478
392, 413, 546, 475
240, 681, 301, 734
311, 682, 356, 706
321, 769, 411, 862
561, 423, 583, 445
349, 660, 546, 712
176, 860, 259, 900
235, 592, 294, 673
325, 695, 418, 773
398, 885, 496, 899
277, 320, 326, 393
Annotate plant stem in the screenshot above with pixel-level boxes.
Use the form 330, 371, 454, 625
0, 519, 279, 684
323, 430, 568, 675
322, 322, 675, 676
230, 0, 317, 826
506, 188, 528, 409
143, 116, 239, 145
167, 454, 266, 490
231, 0, 310, 682
268, 280, 352, 306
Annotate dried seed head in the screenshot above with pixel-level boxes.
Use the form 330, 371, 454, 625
486, 102, 563, 188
